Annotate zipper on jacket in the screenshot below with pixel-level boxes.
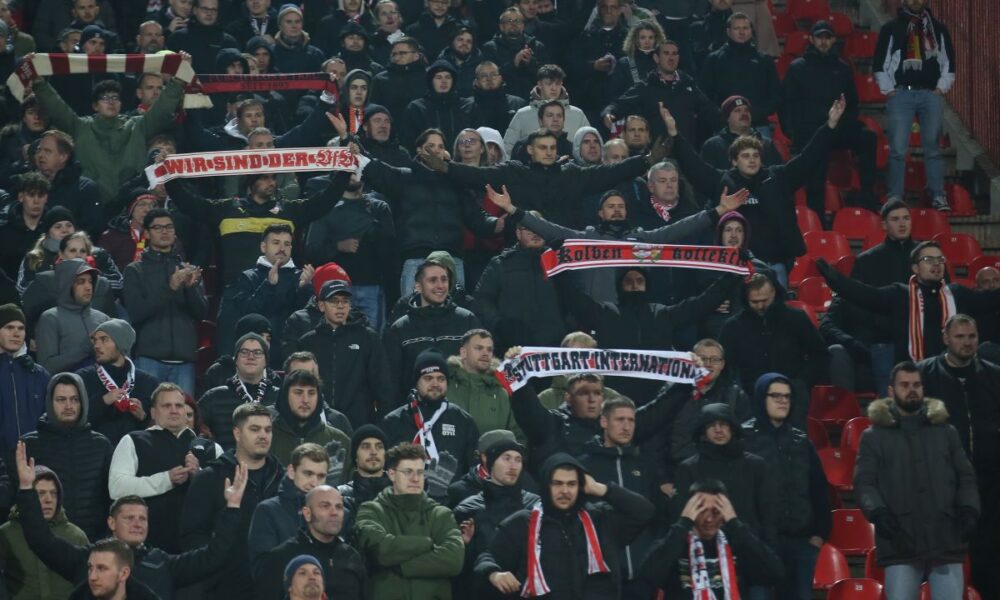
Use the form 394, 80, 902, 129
11, 367, 20, 438
614, 448, 634, 579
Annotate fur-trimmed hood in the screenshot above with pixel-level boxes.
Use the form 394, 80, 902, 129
867, 397, 949, 427
446, 354, 501, 372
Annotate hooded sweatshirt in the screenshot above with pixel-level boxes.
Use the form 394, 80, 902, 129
269, 375, 351, 475
35, 260, 110, 374
398, 59, 475, 149
504, 86, 591, 154
572, 126, 604, 166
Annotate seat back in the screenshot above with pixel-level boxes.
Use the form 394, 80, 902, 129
813, 544, 850, 590
826, 578, 883, 600
828, 508, 875, 555
841, 416, 871, 452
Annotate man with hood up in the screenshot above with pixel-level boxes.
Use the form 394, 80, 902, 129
18, 372, 112, 540
672, 403, 775, 546
399, 60, 476, 149
572, 126, 603, 166
741, 372, 830, 600
475, 452, 654, 600
35, 259, 110, 374
439, 27, 484, 97
381, 349, 480, 501
0, 465, 89, 600
269, 369, 351, 471
355, 442, 464, 600
336, 69, 375, 137
334, 23, 384, 74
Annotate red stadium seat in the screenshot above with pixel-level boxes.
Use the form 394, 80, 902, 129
804, 231, 852, 262
858, 115, 884, 139
827, 12, 854, 37
797, 276, 833, 311
772, 11, 798, 38
876, 137, 890, 169
829, 509, 875, 555
828, 483, 843, 509
813, 544, 850, 590
808, 417, 831, 449
862, 228, 886, 252
833, 208, 881, 242
784, 31, 811, 56
796, 205, 823, 233
810, 385, 862, 426
933, 232, 983, 276
946, 183, 977, 216
919, 583, 983, 600
904, 161, 926, 193
844, 30, 878, 60
910, 208, 951, 240
969, 255, 1000, 280
833, 254, 855, 276
841, 416, 871, 452
818, 448, 857, 491
787, 300, 820, 328
827, 578, 883, 600
827, 151, 861, 191
777, 53, 795, 79
864, 549, 885, 584
788, 0, 831, 22
789, 256, 820, 289
855, 73, 884, 103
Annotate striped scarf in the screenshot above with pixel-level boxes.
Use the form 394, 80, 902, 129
688, 529, 740, 600
521, 505, 609, 597
907, 275, 955, 361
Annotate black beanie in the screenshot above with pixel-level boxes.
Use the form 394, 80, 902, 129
351, 424, 388, 461
236, 313, 272, 339
40, 207, 76, 234
412, 348, 448, 385
484, 438, 525, 469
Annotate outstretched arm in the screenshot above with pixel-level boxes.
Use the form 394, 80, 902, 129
661, 103, 724, 200
487, 184, 584, 243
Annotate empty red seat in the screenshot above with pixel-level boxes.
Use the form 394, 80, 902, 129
834, 254, 855, 276
818, 448, 857, 491
970, 255, 1000, 280
946, 183, 977, 216
911, 208, 951, 240
788, 0, 831, 22
933, 232, 983, 274
784, 31, 811, 56
808, 417, 831, 449
777, 53, 795, 79
804, 231, 852, 263
772, 11, 798, 38
833, 207, 881, 242
904, 161, 926, 193
844, 30, 878, 60
796, 205, 823, 233
813, 544, 850, 590
789, 255, 820, 289
855, 73, 884, 103
810, 385, 862, 426
829, 508, 875, 555
827, 577, 883, 600
864, 548, 885, 584
797, 276, 833, 311
827, 12, 854, 36
787, 300, 820, 328
841, 416, 871, 452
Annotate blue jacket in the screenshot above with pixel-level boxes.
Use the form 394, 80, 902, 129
246, 476, 305, 566
0, 353, 49, 453
229, 258, 311, 353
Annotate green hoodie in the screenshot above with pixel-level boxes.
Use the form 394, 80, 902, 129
355, 487, 464, 600
0, 506, 88, 600
446, 355, 525, 445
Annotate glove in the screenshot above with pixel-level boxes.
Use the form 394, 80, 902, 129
814, 257, 834, 278
959, 507, 978, 542
646, 137, 668, 165
870, 508, 903, 540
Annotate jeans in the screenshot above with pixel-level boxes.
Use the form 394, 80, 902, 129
884, 562, 963, 600
775, 537, 820, 600
870, 343, 896, 397
351, 285, 385, 332
768, 262, 789, 290
399, 257, 465, 297
886, 89, 944, 199
135, 357, 195, 396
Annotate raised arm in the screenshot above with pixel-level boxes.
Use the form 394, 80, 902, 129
140, 77, 186, 140
815, 258, 895, 314
509, 379, 561, 448
279, 171, 351, 225
661, 104, 725, 199
32, 79, 82, 138
773, 96, 845, 192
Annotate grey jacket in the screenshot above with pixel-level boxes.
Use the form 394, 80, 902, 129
123, 248, 208, 363
35, 260, 110, 373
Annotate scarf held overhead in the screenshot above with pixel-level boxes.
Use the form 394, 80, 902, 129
541, 240, 752, 278
145, 147, 363, 186
521, 505, 610, 598
495, 347, 711, 393
907, 275, 955, 361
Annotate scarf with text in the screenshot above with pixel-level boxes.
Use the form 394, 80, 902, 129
145, 147, 363, 186
522, 504, 609, 597
540, 240, 752, 279
907, 275, 955, 361
903, 9, 938, 71
230, 374, 270, 404
495, 347, 711, 394
97, 358, 135, 398
409, 391, 449, 462
688, 529, 740, 600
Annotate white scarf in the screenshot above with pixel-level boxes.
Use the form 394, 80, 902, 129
409, 392, 448, 462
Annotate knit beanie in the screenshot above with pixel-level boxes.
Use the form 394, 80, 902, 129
40, 207, 76, 234
235, 332, 269, 359
0, 304, 25, 328
362, 103, 392, 125
283, 554, 322, 590
278, 3, 303, 22
94, 319, 137, 357
235, 313, 272, 339
483, 437, 525, 469
412, 348, 448, 384
477, 429, 517, 454
721, 95, 751, 119
351, 424, 388, 462
32, 465, 64, 513
312, 262, 352, 297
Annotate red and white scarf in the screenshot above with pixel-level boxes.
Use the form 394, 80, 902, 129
144, 147, 364, 186
97, 358, 135, 398
903, 9, 938, 71
409, 392, 449, 462
521, 505, 610, 597
130, 227, 147, 263
540, 241, 752, 279
650, 198, 679, 223
688, 529, 740, 600
907, 275, 955, 361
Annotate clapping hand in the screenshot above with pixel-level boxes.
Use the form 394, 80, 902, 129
224, 462, 249, 508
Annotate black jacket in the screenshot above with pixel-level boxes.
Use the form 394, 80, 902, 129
229, 260, 312, 350
224, 6, 279, 46
166, 20, 238, 73
19, 482, 238, 600
337, 472, 392, 537
369, 61, 429, 126
179, 450, 283, 598
780, 45, 861, 144
474, 454, 654, 600
304, 191, 397, 287
662, 376, 751, 473
603, 69, 723, 143
382, 295, 482, 394
700, 126, 784, 170
852, 237, 919, 287
481, 34, 551, 100
362, 156, 497, 259
473, 245, 567, 353
568, 21, 627, 111
400, 88, 476, 150
855, 398, 979, 565
278, 300, 324, 366
297, 315, 396, 427
165, 171, 350, 284
197, 379, 280, 449
0, 203, 42, 281
75, 362, 160, 446
873, 8, 955, 92
699, 40, 780, 127
405, 13, 465, 66
252, 528, 367, 600
469, 87, 526, 133
42, 162, 104, 239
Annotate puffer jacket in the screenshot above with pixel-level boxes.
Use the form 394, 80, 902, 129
270, 376, 351, 473
699, 40, 781, 126
338, 472, 392, 537
247, 476, 306, 565
446, 356, 525, 443
0, 353, 49, 453
855, 397, 979, 566
122, 248, 207, 363
370, 60, 429, 122
35, 260, 111, 374
165, 19, 239, 73
0, 505, 88, 600
197, 377, 279, 449
399, 61, 476, 150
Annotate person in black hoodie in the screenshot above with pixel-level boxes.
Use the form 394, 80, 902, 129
481, 7, 552, 101
334, 23, 385, 74
381, 349, 480, 501
399, 60, 475, 149
297, 281, 395, 427
180, 402, 283, 600
18, 372, 112, 541
666, 96, 846, 284
639, 478, 784, 598
741, 372, 830, 600
673, 403, 775, 545
337, 424, 392, 536
403, 0, 465, 64
165, 0, 238, 73
469, 61, 527, 133
474, 452, 654, 600
369, 37, 429, 124
439, 27, 484, 97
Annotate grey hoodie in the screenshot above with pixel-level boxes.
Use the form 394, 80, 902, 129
34, 260, 110, 374
44, 371, 91, 428
572, 126, 604, 166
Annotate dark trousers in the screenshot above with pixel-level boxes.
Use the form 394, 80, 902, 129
775, 536, 821, 600
797, 121, 878, 216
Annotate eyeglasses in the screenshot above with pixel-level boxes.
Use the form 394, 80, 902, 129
500, 18, 524, 24
147, 223, 174, 232
98, 95, 121, 104
917, 256, 947, 265
477, 72, 501, 80
396, 468, 425, 479
766, 392, 793, 401
237, 349, 265, 358
696, 356, 724, 365
457, 137, 480, 146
